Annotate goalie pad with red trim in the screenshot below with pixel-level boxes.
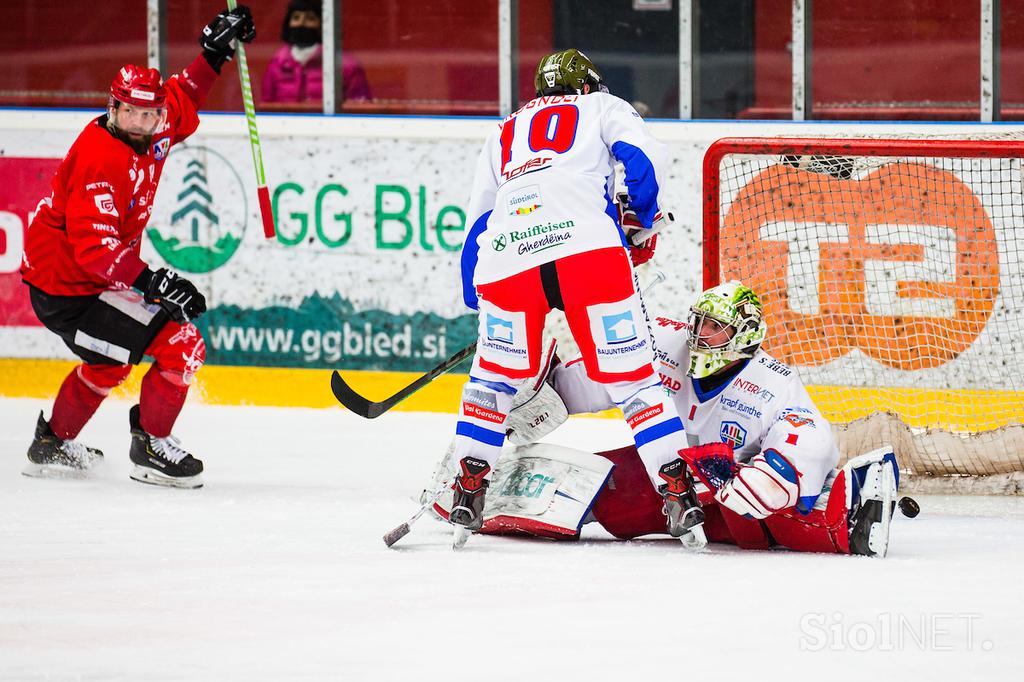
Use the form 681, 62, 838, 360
590, 443, 896, 555
421, 440, 897, 554
431, 443, 613, 540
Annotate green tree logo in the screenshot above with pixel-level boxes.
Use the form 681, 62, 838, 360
148, 146, 247, 273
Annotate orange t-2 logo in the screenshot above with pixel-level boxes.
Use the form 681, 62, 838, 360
722, 162, 999, 370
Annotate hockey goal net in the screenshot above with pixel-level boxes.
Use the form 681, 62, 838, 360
703, 137, 1024, 494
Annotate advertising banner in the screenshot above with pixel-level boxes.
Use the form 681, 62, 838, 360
0, 119, 490, 372
144, 139, 480, 371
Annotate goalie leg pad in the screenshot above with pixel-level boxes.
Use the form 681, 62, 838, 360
433, 443, 614, 539
590, 446, 732, 543
763, 469, 852, 554
713, 506, 773, 550
845, 446, 899, 557
590, 446, 671, 539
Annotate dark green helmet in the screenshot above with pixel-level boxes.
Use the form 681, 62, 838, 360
534, 48, 604, 96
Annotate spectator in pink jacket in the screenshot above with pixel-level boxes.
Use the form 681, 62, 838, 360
261, 0, 371, 104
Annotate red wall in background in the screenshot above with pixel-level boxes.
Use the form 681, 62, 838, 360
753, 0, 1024, 117
0, 2, 147, 106
6, 0, 1021, 118
0, 0, 553, 115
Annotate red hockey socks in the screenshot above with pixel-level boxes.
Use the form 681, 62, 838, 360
138, 366, 189, 438
138, 321, 206, 437
49, 364, 131, 440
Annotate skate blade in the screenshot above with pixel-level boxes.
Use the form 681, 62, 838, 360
452, 525, 472, 550
679, 524, 708, 551
22, 462, 94, 480
130, 465, 203, 489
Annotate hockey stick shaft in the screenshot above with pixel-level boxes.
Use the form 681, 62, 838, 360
330, 272, 666, 418
629, 210, 674, 246
227, 0, 275, 239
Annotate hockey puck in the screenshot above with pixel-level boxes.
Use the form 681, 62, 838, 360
898, 496, 920, 518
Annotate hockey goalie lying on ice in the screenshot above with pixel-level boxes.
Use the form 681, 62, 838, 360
427, 281, 900, 557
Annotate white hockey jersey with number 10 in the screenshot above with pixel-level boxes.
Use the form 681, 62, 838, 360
459, 92, 668, 309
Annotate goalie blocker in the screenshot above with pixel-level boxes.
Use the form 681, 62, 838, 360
428, 441, 900, 557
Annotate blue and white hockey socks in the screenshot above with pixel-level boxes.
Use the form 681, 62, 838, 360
452, 373, 524, 471
607, 379, 688, 486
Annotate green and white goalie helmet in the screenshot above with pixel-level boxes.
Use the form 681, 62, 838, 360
686, 281, 767, 379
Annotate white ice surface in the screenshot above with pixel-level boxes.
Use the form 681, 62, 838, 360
1, 396, 1022, 681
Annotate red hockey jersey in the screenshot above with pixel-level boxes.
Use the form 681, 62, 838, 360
20, 55, 217, 296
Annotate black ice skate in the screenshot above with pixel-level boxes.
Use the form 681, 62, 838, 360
450, 456, 490, 549
23, 411, 104, 479
128, 405, 204, 489
658, 458, 708, 550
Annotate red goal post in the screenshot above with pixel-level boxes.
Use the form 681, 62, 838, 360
702, 137, 1024, 493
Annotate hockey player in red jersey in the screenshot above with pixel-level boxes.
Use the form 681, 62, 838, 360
448, 49, 703, 549
19, 6, 256, 488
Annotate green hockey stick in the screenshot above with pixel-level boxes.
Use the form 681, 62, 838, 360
227, 0, 275, 238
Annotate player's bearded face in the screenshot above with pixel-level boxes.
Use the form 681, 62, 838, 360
108, 103, 167, 154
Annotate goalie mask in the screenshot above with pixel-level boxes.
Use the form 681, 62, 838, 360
534, 48, 607, 96
686, 281, 767, 379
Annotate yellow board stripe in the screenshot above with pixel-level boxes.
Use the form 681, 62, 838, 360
1, 358, 1020, 432
0, 358, 466, 412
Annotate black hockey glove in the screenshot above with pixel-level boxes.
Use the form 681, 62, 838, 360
138, 268, 208, 324
200, 4, 256, 73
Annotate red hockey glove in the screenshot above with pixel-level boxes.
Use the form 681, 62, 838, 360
617, 193, 665, 267
629, 232, 658, 267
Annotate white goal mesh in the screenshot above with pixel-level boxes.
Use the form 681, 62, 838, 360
704, 138, 1024, 493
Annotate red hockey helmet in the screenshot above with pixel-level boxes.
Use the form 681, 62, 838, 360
110, 65, 167, 108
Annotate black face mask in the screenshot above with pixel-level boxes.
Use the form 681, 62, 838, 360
287, 26, 321, 47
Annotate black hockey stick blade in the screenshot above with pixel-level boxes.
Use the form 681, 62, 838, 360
330, 341, 477, 419
383, 522, 411, 548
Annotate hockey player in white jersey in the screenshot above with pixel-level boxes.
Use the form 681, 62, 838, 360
495, 281, 900, 556
448, 49, 703, 549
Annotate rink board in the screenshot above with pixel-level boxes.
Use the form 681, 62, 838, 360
0, 111, 1021, 430
0, 357, 465, 412
2, 357, 1020, 432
